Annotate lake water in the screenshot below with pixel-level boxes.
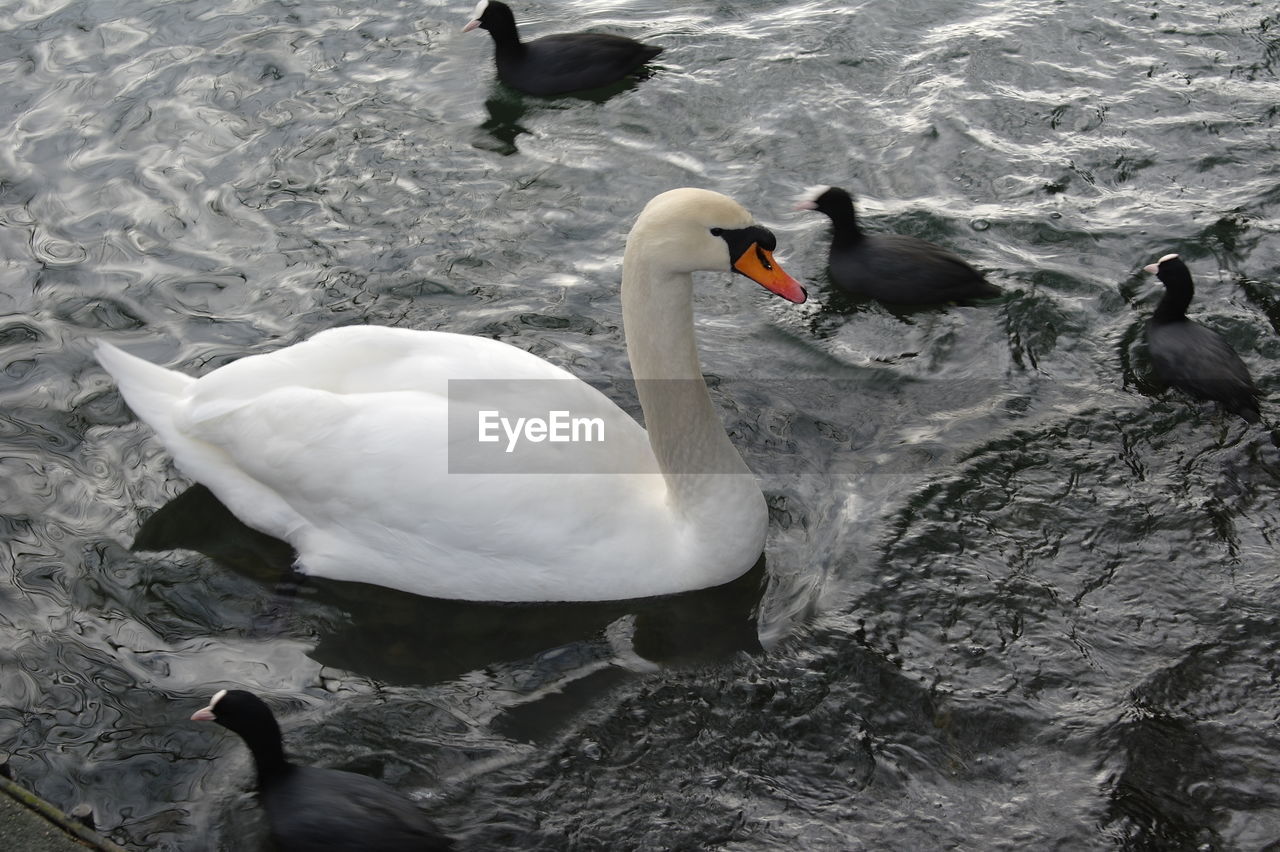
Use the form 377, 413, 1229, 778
2, 0, 1279, 849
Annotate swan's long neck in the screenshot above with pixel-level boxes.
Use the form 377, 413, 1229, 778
621, 249, 755, 514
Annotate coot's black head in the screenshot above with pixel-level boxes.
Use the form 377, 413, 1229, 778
1144, 252, 1192, 289
1144, 252, 1196, 322
795, 185, 857, 222
192, 689, 276, 734
192, 688, 289, 777
463, 0, 516, 35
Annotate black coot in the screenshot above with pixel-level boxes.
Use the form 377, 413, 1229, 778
797, 185, 1001, 305
462, 0, 663, 96
1144, 252, 1262, 424
192, 689, 454, 852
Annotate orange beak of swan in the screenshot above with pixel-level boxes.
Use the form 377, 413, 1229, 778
732, 243, 807, 304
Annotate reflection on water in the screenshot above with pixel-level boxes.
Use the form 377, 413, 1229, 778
134, 485, 766, 684
475, 72, 657, 155
2, 0, 1280, 848
477, 91, 531, 156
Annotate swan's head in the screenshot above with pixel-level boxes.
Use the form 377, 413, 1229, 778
628, 188, 806, 303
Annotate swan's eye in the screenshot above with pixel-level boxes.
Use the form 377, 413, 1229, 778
714, 225, 776, 267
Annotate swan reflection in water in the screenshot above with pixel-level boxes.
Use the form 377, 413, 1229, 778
134, 483, 768, 687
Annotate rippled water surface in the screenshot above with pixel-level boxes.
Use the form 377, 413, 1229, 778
2, 0, 1280, 849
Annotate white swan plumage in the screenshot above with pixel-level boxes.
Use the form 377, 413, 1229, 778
95, 188, 806, 602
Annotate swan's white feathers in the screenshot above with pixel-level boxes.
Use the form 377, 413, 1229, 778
100, 327, 682, 600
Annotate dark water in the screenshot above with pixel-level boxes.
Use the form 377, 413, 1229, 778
2, 0, 1279, 849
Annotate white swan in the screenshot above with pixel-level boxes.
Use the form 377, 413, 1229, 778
95, 188, 807, 602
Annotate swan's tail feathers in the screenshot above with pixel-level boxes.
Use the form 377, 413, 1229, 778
94, 341, 194, 433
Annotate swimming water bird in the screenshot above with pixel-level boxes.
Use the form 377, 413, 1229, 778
1144, 253, 1262, 424
191, 689, 454, 852
796, 185, 1001, 305
462, 0, 663, 96
96, 188, 806, 602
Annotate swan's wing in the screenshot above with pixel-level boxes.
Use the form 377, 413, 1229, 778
177, 326, 657, 481
155, 327, 675, 598
181, 326, 583, 416
183, 384, 674, 599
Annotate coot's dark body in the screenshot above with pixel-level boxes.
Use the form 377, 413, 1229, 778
192, 689, 454, 852
464, 0, 663, 96
260, 765, 452, 852
1145, 253, 1262, 424
799, 185, 1001, 305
